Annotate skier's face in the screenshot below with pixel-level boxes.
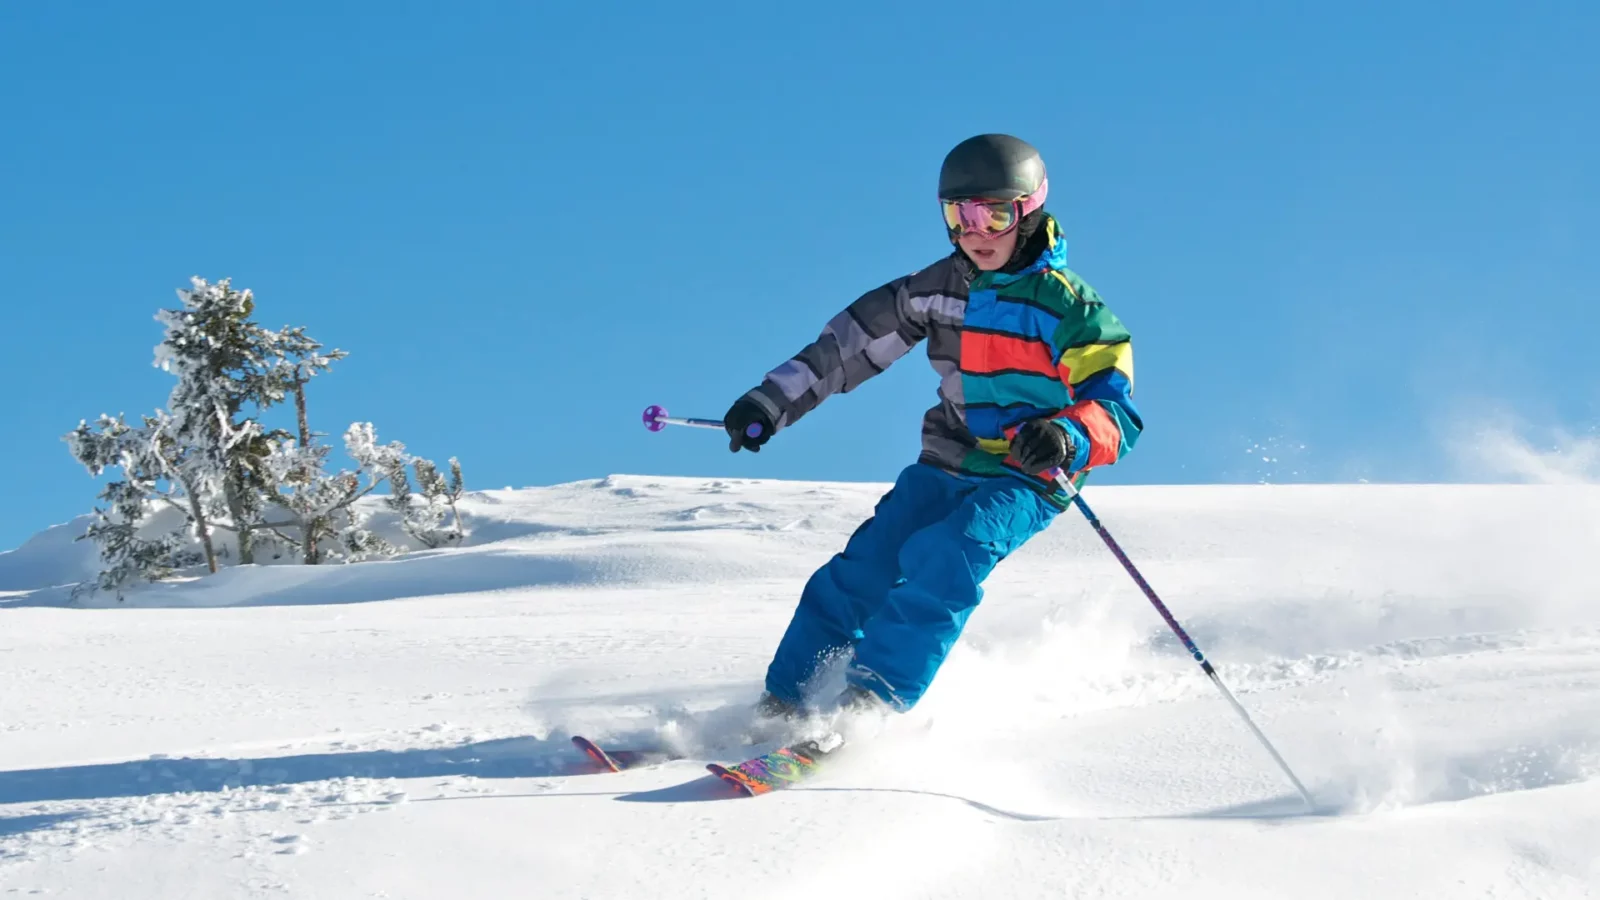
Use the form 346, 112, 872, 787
957, 226, 1019, 271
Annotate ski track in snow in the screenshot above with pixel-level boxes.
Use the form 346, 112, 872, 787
2, 476, 1598, 898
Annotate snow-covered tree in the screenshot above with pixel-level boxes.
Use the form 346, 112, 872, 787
66, 275, 468, 593
259, 438, 350, 565
258, 423, 408, 564
257, 423, 468, 564
388, 456, 467, 549
343, 423, 453, 556
153, 277, 345, 566
65, 412, 208, 596
416, 457, 467, 547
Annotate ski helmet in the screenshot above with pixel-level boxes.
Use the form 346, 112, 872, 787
938, 134, 1047, 201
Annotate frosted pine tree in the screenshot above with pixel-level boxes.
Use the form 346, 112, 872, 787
329, 423, 411, 561
258, 356, 357, 564
67, 274, 470, 591
351, 425, 467, 552
65, 412, 208, 596
259, 439, 352, 564
260, 423, 416, 564
396, 457, 467, 548
67, 276, 345, 588
154, 277, 345, 565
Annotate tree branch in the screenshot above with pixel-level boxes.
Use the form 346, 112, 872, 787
264, 525, 303, 548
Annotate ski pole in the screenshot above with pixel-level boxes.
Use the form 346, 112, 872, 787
642, 404, 763, 436
640, 405, 1314, 809
1049, 471, 1315, 810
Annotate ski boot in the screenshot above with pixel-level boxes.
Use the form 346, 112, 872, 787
754, 691, 805, 721
830, 683, 895, 739
742, 691, 810, 744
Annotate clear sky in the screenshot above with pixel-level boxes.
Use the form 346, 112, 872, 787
2, 0, 1596, 551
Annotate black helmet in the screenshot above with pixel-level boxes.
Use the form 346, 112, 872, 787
938, 134, 1047, 201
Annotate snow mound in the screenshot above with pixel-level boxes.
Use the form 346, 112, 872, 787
8, 477, 1599, 617
0, 514, 101, 591
0, 476, 885, 606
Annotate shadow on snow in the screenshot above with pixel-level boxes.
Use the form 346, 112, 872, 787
0, 811, 92, 838
0, 735, 592, 808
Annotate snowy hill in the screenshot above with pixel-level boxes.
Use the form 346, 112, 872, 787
2, 475, 1598, 898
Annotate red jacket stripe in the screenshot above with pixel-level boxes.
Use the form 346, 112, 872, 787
959, 331, 1057, 378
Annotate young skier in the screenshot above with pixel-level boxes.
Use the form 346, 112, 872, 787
723, 134, 1142, 720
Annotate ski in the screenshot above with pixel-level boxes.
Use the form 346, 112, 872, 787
705, 731, 845, 796
571, 735, 680, 772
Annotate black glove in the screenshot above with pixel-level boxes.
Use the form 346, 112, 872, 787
1010, 418, 1074, 474
724, 395, 777, 453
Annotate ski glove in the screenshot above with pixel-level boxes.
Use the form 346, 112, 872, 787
723, 395, 776, 453
1010, 418, 1075, 474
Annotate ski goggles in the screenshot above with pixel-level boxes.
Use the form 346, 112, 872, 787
940, 178, 1049, 237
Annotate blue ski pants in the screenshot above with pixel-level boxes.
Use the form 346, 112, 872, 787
763, 463, 1062, 710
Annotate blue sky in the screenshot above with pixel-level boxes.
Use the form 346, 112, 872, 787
2, 1, 1596, 551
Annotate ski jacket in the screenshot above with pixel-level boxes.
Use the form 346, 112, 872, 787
740, 214, 1141, 501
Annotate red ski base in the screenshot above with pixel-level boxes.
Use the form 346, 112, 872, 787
571, 735, 677, 772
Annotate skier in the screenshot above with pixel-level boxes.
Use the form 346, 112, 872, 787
723, 134, 1142, 721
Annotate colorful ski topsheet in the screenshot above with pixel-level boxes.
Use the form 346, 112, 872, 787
706, 732, 845, 796
571, 735, 679, 772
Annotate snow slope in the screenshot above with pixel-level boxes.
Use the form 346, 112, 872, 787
2, 475, 1598, 898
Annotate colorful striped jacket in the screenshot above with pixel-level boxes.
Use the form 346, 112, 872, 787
741, 215, 1141, 499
